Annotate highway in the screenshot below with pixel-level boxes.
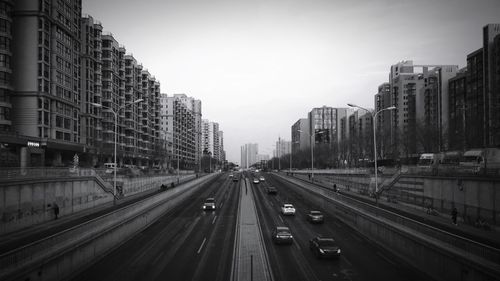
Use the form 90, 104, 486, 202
71, 172, 430, 281
72, 173, 239, 281
252, 172, 428, 281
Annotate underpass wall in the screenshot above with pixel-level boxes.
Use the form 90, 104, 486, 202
275, 173, 500, 281
293, 171, 500, 227
0, 173, 219, 281
0, 174, 195, 235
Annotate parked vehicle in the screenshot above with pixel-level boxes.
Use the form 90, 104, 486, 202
417, 153, 442, 168
440, 151, 463, 166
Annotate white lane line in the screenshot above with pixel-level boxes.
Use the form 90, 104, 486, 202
197, 237, 207, 254
279, 215, 284, 223
342, 256, 352, 266
377, 251, 396, 266
212, 215, 217, 224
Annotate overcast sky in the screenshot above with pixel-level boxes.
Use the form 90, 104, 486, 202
84, 0, 500, 164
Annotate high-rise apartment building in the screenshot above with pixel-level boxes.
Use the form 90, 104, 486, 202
291, 118, 310, 153
240, 143, 258, 169
308, 106, 338, 145
483, 24, 500, 147
448, 68, 467, 151
10, 0, 83, 166
161, 94, 198, 169
374, 83, 394, 158
465, 49, 485, 148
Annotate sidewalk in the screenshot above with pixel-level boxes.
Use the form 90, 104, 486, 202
0, 174, 198, 254
232, 178, 272, 281
287, 172, 500, 249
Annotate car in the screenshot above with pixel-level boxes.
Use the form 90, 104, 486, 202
202, 198, 216, 210
306, 210, 324, 223
232, 177, 239, 182
281, 204, 296, 215
229, 174, 234, 178
259, 176, 265, 181
309, 237, 341, 258
266, 186, 277, 194
253, 178, 260, 184
272, 226, 293, 244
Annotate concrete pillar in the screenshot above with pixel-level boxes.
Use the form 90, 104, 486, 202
20, 147, 28, 169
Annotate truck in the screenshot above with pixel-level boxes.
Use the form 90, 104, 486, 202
459, 148, 500, 174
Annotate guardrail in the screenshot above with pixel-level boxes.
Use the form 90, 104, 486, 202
0, 173, 218, 280
276, 173, 500, 265
0, 167, 98, 181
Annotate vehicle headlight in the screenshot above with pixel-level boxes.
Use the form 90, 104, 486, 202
203, 206, 206, 209
337, 249, 341, 254
319, 249, 325, 254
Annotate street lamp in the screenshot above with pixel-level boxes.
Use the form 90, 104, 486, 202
298, 129, 325, 180
289, 140, 299, 173
91, 98, 143, 202
348, 103, 396, 205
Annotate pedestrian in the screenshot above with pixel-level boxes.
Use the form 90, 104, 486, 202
451, 207, 458, 225
53, 203, 60, 220
308, 174, 311, 180
333, 184, 337, 192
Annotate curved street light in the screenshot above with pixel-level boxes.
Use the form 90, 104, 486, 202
91, 98, 143, 203
348, 103, 396, 206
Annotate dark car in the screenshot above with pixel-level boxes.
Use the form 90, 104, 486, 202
232, 176, 239, 182
202, 198, 216, 211
309, 237, 341, 258
306, 210, 324, 223
272, 226, 293, 244
266, 186, 277, 194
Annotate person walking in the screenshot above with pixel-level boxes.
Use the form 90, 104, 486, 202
451, 207, 458, 225
53, 203, 60, 220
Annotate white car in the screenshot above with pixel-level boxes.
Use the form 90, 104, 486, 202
281, 204, 296, 215
259, 176, 265, 181
253, 178, 260, 184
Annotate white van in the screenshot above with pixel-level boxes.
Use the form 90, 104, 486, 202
417, 153, 441, 167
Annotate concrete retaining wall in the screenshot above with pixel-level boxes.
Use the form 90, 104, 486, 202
0, 173, 218, 281
0, 174, 194, 235
295, 171, 500, 226
276, 174, 500, 281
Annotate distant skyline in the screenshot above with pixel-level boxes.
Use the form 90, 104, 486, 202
84, 0, 500, 165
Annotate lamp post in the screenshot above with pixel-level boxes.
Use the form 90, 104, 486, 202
289, 141, 299, 173
298, 129, 325, 181
348, 103, 396, 205
91, 98, 143, 202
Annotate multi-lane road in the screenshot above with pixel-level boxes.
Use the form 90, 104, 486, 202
72, 172, 428, 281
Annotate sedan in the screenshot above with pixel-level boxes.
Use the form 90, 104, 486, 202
309, 237, 341, 258
272, 226, 293, 244
281, 204, 296, 215
259, 176, 265, 181
202, 198, 216, 211
266, 186, 277, 194
306, 210, 324, 223
253, 178, 260, 184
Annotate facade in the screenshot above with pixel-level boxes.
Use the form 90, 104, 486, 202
374, 83, 394, 158
0, 0, 13, 165
483, 24, 500, 147
218, 130, 225, 162
161, 94, 197, 169
291, 118, 310, 154
465, 49, 485, 148
448, 68, 467, 151
10, 0, 83, 167
240, 143, 258, 169
308, 106, 338, 145
274, 138, 291, 157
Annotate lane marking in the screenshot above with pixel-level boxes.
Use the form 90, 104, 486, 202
279, 215, 284, 223
342, 256, 352, 266
212, 215, 217, 224
197, 237, 207, 254
377, 251, 396, 266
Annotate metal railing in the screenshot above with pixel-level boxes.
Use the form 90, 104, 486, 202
0, 167, 97, 181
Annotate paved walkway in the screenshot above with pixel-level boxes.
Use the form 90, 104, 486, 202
233, 178, 272, 281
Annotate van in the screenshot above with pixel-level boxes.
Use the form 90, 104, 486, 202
440, 151, 463, 166
417, 153, 441, 167
459, 148, 500, 172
